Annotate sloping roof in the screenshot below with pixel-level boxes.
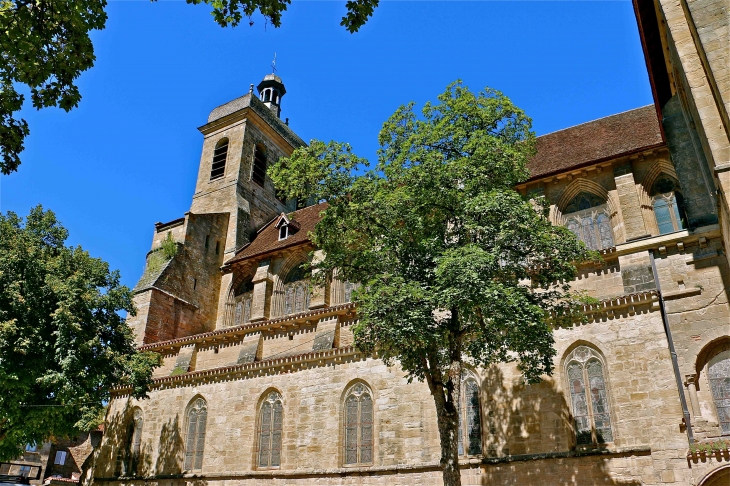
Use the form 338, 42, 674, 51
527, 105, 663, 180
225, 202, 328, 266
203, 93, 306, 148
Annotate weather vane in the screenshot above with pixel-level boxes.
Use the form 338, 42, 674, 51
271, 53, 277, 74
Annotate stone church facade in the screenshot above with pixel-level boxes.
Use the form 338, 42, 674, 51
88, 0, 730, 484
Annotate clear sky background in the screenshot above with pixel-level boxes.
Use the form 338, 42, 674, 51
1, 0, 653, 290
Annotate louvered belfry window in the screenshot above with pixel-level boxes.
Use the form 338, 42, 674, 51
566, 346, 613, 445
457, 374, 482, 456
344, 383, 373, 465
708, 350, 730, 434
184, 398, 207, 471
252, 146, 267, 187
210, 138, 228, 180
258, 392, 283, 468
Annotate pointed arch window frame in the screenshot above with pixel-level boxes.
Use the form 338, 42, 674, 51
342, 382, 374, 466
257, 391, 284, 469
564, 345, 614, 446
651, 175, 686, 235
562, 192, 614, 251
184, 397, 208, 471
457, 371, 483, 457
707, 349, 730, 435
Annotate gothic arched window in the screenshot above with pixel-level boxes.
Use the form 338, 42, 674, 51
252, 145, 267, 187
283, 266, 309, 315
344, 281, 359, 303
258, 391, 283, 468
651, 175, 686, 234
458, 372, 482, 456
184, 398, 207, 471
233, 280, 253, 327
116, 409, 143, 476
563, 192, 614, 250
210, 138, 228, 180
708, 350, 730, 434
565, 346, 613, 445
343, 383, 373, 465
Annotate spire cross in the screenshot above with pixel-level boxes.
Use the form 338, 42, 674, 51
271, 53, 277, 74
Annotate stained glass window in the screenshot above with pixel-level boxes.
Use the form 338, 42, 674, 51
563, 193, 614, 250
258, 392, 283, 468
565, 346, 613, 445
708, 350, 730, 434
343, 383, 374, 465
184, 398, 207, 471
283, 267, 310, 315
457, 374, 482, 456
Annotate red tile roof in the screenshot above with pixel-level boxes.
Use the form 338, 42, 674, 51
527, 105, 664, 181
225, 202, 328, 265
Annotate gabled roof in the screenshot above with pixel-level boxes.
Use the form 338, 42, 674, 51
225, 202, 328, 266
527, 105, 664, 181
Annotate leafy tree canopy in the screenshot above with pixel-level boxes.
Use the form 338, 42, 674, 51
269, 82, 597, 486
0, 0, 377, 174
0, 206, 160, 461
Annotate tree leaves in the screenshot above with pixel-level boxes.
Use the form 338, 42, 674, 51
0, 206, 160, 460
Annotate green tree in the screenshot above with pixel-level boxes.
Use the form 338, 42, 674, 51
0, 206, 160, 461
269, 82, 596, 486
0, 0, 377, 175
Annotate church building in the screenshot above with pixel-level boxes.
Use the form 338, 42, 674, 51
89, 0, 730, 484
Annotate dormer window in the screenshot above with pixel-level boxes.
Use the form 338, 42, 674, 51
275, 212, 292, 241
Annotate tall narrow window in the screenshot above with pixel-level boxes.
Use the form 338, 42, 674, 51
283, 266, 309, 315
233, 280, 253, 327
457, 373, 482, 456
210, 138, 228, 180
343, 383, 373, 465
343, 281, 359, 303
184, 398, 207, 471
252, 146, 267, 187
563, 192, 614, 250
708, 350, 730, 434
565, 346, 613, 445
651, 175, 686, 234
121, 409, 143, 475
258, 391, 283, 468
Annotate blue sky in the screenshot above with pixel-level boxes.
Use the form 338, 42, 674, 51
1, 1, 653, 290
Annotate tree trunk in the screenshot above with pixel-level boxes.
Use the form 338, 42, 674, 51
424, 350, 463, 486
435, 400, 462, 486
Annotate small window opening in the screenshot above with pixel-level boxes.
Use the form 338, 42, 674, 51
264, 90, 271, 102
204, 235, 210, 249
252, 146, 267, 187
215, 241, 220, 255
279, 225, 288, 240
54, 451, 67, 465
210, 138, 229, 180
193, 278, 197, 290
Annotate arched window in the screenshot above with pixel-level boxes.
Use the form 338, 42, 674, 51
344, 281, 359, 303
458, 372, 482, 456
565, 346, 613, 445
651, 175, 686, 234
343, 383, 373, 465
263, 90, 271, 102
283, 266, 309, 315
563, 192, 614, 250
258, 391, 283, 468
252, 145, 267, 187
233, 280, 253, 327
708, 350, 730, 434
116, 409, 143, 476
184, 398, 207, 471
210, 138, 228, 180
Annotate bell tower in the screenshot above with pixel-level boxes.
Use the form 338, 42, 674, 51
128, 73, 306, 344
257, 74, 286, 118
